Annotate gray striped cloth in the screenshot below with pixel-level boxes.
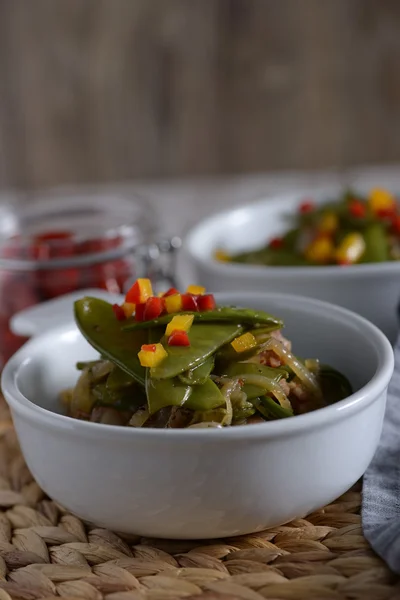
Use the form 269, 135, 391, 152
362, 337, 400, 573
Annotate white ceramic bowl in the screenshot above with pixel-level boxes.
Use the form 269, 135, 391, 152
1, 290, 394, 539
185, 189, 400, 343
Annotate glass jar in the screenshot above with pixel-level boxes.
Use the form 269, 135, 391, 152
0, 190, 180, 368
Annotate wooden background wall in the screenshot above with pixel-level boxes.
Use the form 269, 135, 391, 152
0, 0, 399, 190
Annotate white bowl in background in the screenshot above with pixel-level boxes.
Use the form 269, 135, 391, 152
185, 189, 400, 343
1, 290, 394, 539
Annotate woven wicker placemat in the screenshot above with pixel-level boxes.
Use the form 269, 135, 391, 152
0, 404, 398, 600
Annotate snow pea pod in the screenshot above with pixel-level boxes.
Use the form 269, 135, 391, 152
178, 356, 215, 385
216, 326, 279, 366
361, 223, 389, 263
319, 364, 352, 402
107, 366, 136, 391
74, 297, 148, 386
252, 396, 293, 419
150, 323, 243, 379
184, 378, 225, 411
231, 248, 309, 267
123, 307, 283, 331
224, 362, 287, 400
93, 382, 146, 413
146, 375, 192, 414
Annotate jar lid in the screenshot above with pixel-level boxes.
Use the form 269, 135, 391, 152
0, 188, 157, 270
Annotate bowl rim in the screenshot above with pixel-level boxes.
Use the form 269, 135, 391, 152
1, 291, 394, 441
185, 192, 400, 278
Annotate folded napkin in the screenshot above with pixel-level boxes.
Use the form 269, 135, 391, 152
362, 335, 400, 573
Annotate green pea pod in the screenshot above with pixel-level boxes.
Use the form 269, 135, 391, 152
319, 364, 352, 402
93, 382, 146, 413
224, 362, 287, 399
76, 360, 102, 371
252, 396, 293, 419
184, 378, 225, 411
179, 356, 215, 385
123, 307, 283, 331
361, 223, 389, 263
107, 366, 136, 391
216, 326, 280, 367
74, 297, 148, 386
70, 368, 95, 416
190, 408, 227, 426
146, 375, 192, 414
89, 360, 114, 384
150, 323, 243, 379
282, 228, 300, 251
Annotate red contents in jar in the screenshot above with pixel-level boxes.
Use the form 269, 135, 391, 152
0, 230, 133, 368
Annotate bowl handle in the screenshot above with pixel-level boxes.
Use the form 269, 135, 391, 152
10, 289, 123, 338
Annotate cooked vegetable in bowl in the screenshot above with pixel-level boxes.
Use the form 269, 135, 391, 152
218, 187, 400, 267
3, 287, 393, 537
61, 278, 352, 428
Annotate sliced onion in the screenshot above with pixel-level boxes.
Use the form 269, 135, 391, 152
129, 408, 149, 428
263, 338, 321, 397
231, 373, 292, 410
188, 422, 222, 429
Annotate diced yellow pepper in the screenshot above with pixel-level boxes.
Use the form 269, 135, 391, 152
368, 188, 395, 214
125, 278, 153, 304
215, 249, 230, 262
319, 212, 338, 234
186, 284, 206, 295
138, 343, 168, 368
122, 302, 135, 318
166, 314, 194, 337
165, 293, 183, 314
231, 332, 257, 353
304, 236, 334, 264
138, 278, 153, 303
335, 232, 365, 264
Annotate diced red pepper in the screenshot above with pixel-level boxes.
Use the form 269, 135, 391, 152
181, 293, 199, 311
135, 303, 146, 322
392, 215, 400, 235
197, 293, 216, 312
348, 200, 366, 219
126, 281, 141, 303
299, 200, 314, 214
143, 296, 164, 321
112, 304, 126, 321
269, 237, 284, 249
163, 287, 180, 297
167, 330, 190, 347
125, 279, 153, 304
376, 207, 396, 219
141, 344, 157, 353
